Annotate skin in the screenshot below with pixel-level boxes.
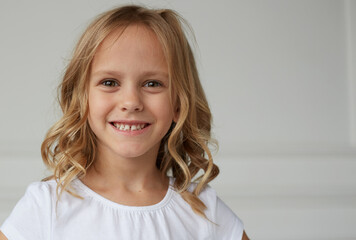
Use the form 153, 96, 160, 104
81, 24, 178, 206
0, 231, 250, 239
0, 24, 250, 240
0, 232, 6, 240
81, 23, 251, 238
242, 231, 250, 240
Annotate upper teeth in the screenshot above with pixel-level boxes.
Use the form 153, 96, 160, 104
114, 123, 146, 131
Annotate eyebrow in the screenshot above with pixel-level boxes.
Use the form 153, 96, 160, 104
91, 70, 169, 79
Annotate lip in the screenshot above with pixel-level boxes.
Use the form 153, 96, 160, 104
110, 120, 150, 125
109, 120, 151, 136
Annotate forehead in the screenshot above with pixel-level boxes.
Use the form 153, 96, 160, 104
91, 24, 168, 77
102, 24, 160, 48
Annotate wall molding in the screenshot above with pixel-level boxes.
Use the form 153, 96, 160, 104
1, 153, 355, 240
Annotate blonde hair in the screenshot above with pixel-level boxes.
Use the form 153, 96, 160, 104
41, 5, 219, 218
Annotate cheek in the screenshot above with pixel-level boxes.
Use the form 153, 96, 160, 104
88, 91, 112, 123
152, 97, 175, 122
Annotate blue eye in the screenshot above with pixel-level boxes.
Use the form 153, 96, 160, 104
101, 79, 118, 87
144, 81, 162, 87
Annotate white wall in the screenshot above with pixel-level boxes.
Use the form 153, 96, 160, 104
1, 1, 355, 239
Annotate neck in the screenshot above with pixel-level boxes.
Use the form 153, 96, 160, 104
82, 146, 167, 192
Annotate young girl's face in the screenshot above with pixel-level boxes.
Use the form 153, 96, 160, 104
88, 24, 177, 160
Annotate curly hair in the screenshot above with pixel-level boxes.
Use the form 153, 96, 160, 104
41, 4, 219, 219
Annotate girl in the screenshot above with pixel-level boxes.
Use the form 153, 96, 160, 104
0, 5, 249, 240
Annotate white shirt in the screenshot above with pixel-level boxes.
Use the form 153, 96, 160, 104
1, 178, 244, 240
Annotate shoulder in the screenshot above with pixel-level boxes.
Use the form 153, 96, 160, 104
188, 182, 245, 240
5, 180, 58, 220
20, 180, 58, 203
0, 180, 56, 240
172, 179, 225, 208
24, 180, 55, 195
14, 180, 57, 211
184, 181, 241, 220
185, 181, 219, 208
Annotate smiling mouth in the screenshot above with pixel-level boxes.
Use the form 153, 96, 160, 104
110, 122, 150, 131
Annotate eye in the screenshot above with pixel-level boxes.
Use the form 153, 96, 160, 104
101, 79, 118, 87
143, 80, 162, 88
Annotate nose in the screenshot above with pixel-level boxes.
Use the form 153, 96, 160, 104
119, 86, 143, 112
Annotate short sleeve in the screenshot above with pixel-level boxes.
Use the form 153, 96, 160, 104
214, 196, 244, 240
199, 186, 244, 240
0, 182, 52, 240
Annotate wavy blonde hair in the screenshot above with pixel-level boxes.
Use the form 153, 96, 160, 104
41, 5, 219, 218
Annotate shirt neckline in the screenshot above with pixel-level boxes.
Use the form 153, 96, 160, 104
72, 177, 175, 212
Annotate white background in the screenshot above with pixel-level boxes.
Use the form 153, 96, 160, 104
0, 0, 356, 239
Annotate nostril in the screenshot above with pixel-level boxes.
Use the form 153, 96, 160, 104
120, 103, 143, 112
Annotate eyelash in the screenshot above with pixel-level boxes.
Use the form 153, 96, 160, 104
100, 79, 163, 88
101, 79, 118, 87
143, 80, 162, 88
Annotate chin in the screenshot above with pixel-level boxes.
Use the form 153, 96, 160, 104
113, 148, 152, 159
